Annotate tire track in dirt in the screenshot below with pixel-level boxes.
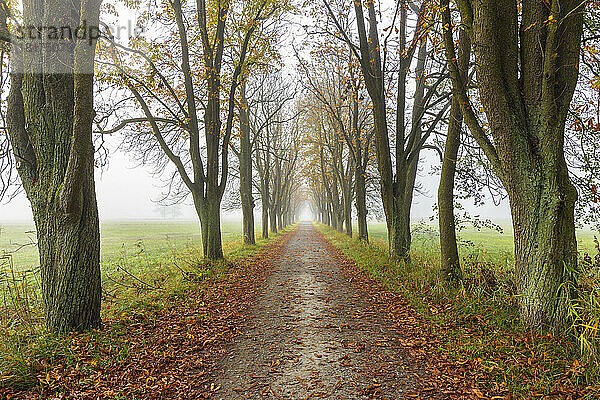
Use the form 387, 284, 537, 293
213, 223, 419, 399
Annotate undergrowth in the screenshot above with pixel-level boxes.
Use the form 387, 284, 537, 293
316, 222, 599, 398
0, 225, 293, 392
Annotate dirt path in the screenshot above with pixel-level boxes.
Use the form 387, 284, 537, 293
214, 223, 420, 399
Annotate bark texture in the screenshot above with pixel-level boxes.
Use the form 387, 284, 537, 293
6, 0, 102, 333
438, 26, 471, 284
443, 0, 584, 330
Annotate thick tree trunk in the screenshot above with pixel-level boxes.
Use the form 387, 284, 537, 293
327, 201, 335, 230
323, 207, 330, 225
203, 196, 224, 260
194, 191, 223, 260
511, 168, 578, 331
5, 0, 103, 333
336, 211, 344, 233
269, 204, 278, 234
277, 207, 283, 231
387, 195, 411, 260
343, 196, 352, 237
398, 162, 418, 257
34, 180, 101, 333
331, 184, 344, 233
241, 196, 255, 244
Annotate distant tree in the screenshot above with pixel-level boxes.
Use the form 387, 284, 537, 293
99, 0, 286, 259
154, 204, 183, 219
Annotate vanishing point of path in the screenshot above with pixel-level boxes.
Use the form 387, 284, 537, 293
214, 223, 420, 399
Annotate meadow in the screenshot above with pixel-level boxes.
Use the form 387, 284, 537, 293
0, 221, 244, 270
0, 220, 285, 390
2, 219, 597, 286
367, 220, 599, 257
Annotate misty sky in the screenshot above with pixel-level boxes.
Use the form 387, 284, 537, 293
0, 1, 513, 224
0, 144, 512, 223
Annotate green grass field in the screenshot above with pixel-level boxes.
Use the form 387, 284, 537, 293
0, 221, 250, 269
0, 220, 266, 319
2, 220, 597, 275
365, 221, 599, 260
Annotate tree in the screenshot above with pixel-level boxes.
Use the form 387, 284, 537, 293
441, 0, 585, 331
249, 72, 297, 236
227, 1, 288, 245
438, 14, 471, 284
4, 0, 102, 332
100, 0, 284, 259
323, 0, 449, 259
238, 81, 256, 244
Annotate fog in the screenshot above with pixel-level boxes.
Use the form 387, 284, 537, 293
0, 147, 512, 224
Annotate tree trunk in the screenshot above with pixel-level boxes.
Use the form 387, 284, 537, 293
399, 160, 418, 255
396, 40, 428, 260
34, 189, 102, 333
441, 0, 583, 330
438, 96, 463, 283
269, 204, 278, 233
277, 207, 283, 231
344, 196, 352, 237
336, 211, 344, 233
331, 178, 344, 233
355, 167, 369, 242
261, 200, 269, 239
511, 166, 578, 330
203, 195, 224, 260
438, 27, 470, 284
387, 195, 411, 260
371, 96, 408, 258
6, 0, 103, 333
239, 83, 255, 245
193, 193, 223, 260
241, 196, 255, 245
323, 207, 330, 225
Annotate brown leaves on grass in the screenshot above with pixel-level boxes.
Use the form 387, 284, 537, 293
1, 234, 291, 400
315, 229, 599, 399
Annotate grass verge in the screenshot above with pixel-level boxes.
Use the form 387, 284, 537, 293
316, 222, 599, 399
0, 224, 295, 397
